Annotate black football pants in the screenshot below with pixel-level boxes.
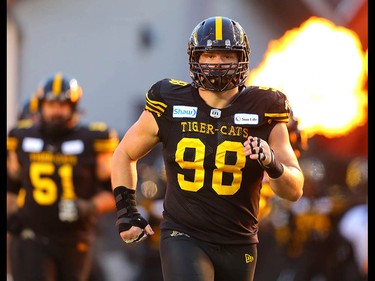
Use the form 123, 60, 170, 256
159, 229, 257, 281
9, 233, 93, 281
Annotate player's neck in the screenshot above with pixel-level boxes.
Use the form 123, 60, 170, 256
198, 87, 239, 109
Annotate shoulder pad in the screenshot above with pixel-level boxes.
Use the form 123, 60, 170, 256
145, 78, 191, 117
258, 87, 290, 123
88, 122, 108, 132
145, 80, 167, 117
16, 119, 34, 129
167, 78, 190, 87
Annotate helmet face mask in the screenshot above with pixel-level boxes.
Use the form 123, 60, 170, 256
187, 16, 251, 92
190, 60, 249, 92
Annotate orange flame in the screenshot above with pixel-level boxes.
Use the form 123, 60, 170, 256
247, 17, 368, 138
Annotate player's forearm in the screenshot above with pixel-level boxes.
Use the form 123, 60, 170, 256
269, 166, 304, 201
6, 193, 18, 216
111, 146, 138, 191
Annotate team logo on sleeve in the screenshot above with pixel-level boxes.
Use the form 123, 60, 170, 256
234, 113, 259, 125
173, 106, 198, 118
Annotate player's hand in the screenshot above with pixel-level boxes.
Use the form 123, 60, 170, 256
119, 224, 154, 243
243, 136, 272, 165
7, 212, 24, 235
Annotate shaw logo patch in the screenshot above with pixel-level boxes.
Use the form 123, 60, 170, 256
234, 114, 259, 125
173, 106, 198, 118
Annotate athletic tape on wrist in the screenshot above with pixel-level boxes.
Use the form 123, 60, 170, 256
258, 149, 284, 179
113, 186, 148, 234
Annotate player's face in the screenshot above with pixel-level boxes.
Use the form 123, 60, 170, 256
198, 51, 239, 64
198, 51, 239, 77
198, 51, 240, 91
41, 100, 73, 125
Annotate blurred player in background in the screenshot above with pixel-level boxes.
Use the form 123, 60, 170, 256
7, 72, 119, 281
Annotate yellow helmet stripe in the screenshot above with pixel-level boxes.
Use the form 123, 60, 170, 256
52, 72, 63, 96
215, 16, 222, 40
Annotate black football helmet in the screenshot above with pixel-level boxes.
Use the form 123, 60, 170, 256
187, 16, 250, 92
33, 72, 83, 138
33, 72, 82, 111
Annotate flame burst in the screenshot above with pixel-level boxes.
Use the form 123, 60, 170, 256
247, 17, 367, 138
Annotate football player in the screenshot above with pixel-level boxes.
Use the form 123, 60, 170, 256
111, 16, 304, 281
7, 72, 119, 281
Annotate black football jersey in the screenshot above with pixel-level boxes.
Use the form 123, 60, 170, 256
7, 122, 118, 239
145, 78, 290, 244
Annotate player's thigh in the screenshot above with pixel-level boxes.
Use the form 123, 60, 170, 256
214, 243, 257, 281
10, 236, 49, 281
159, 230, 214, 281
57, 240, 93, 281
